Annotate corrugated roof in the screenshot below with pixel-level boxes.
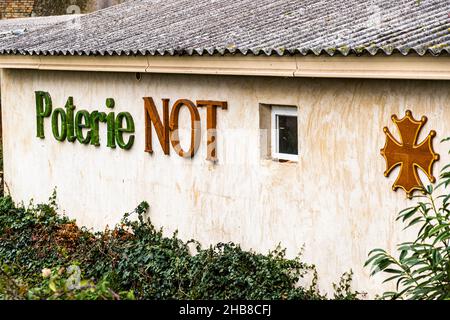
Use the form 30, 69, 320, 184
0, 15, 83, 42
0, 0, 449, 57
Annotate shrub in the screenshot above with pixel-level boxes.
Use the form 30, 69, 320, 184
0, 264, 135, 300
0, 192, 360, 300
365, 140, 450, 300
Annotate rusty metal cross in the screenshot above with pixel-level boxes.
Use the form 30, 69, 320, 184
380, 110, 440, 198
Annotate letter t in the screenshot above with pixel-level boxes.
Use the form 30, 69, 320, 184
196, 100, 227, 162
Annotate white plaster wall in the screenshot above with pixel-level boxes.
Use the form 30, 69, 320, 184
2, 69, 450, 297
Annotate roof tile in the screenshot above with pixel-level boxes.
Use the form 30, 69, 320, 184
0, 0, 449, 56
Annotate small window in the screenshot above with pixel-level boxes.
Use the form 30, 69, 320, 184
271, 106, 298, 161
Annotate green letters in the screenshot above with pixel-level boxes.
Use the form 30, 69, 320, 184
36, 94, 134, 150
35, 91, 52, 138
90, 111, 107, 147
115, 112, 135, 150
65, 97, 76, 142
51, 108, 67, 141
106, 112, 116, 148
75, 110, 91, 144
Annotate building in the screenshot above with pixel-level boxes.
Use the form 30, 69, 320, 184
0, 0, 35, 19
0, 14, 83, 141
0, 0, 449, 296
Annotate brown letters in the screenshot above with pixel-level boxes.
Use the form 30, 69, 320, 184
170, 99, 201, 158
197, 100, 228, 161
143, 98, 227, 160
143, 97, 170, 155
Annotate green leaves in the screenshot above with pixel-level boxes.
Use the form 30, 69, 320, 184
397, 206, 420, 222
365, 139, 450, 300
0, 195, 360, 300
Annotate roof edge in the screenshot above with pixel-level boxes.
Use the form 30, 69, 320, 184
1, 54, 450, 80
0, 46, 449, 57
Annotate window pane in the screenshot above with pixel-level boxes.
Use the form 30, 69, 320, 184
277, 115, 298, 155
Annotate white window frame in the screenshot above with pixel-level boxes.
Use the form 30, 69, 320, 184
271, 106, 298, 162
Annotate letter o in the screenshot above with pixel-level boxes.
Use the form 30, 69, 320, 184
169, 99, 201, 158
52, 108, 67, 142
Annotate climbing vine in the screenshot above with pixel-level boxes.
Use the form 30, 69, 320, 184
0, 193, 361, 300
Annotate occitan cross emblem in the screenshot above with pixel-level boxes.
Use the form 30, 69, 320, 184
380, 110, 439, 198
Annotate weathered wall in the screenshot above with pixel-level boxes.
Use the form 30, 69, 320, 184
2, 68, 450, 296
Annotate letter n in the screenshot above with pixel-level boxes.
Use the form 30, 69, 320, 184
143, 97, 170, 155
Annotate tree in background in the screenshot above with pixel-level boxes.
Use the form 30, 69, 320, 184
0, 0, 126, 19
33, 0, 127, 16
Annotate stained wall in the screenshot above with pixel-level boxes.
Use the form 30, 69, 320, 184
2, 68, 449, 295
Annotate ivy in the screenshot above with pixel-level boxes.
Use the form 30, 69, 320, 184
0, 193, 361, 300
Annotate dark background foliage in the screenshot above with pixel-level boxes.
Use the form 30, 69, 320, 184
33, 0, 89, 16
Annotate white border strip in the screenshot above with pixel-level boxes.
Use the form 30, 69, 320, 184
0, 54, 449, 80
